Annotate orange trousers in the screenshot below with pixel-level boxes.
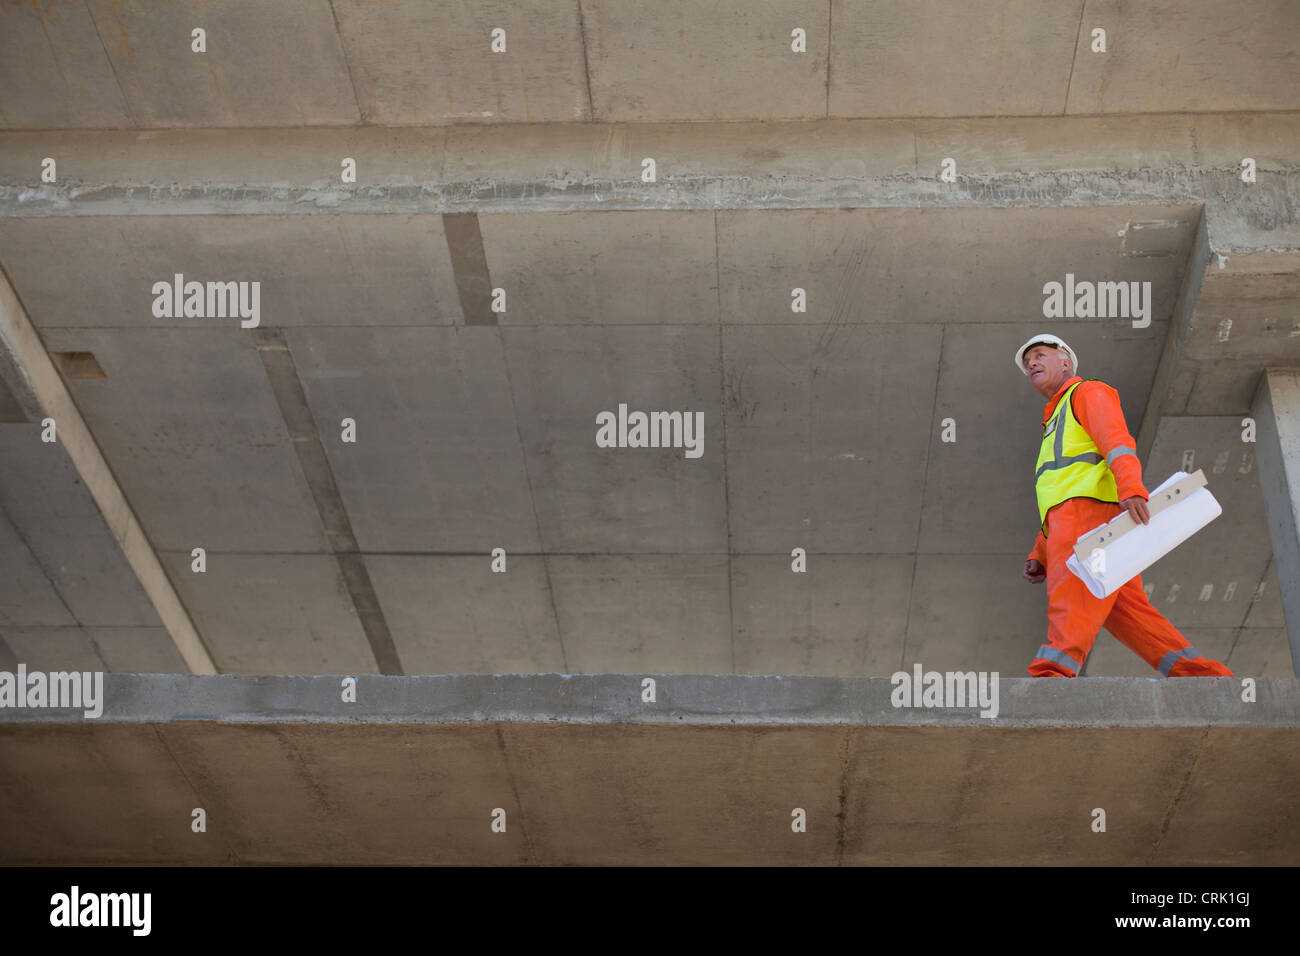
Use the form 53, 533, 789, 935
1028, 498, 1233, 678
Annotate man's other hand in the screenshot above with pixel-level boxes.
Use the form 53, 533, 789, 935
1120, 495, 1151, 525
1023, 558, 1046, 583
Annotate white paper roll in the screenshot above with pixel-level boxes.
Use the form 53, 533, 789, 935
1065, 472, 1222, 598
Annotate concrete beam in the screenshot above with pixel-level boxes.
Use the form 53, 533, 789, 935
0, 116, 1297, 247
1136, 209, 1210, 464
252, 328, 404, 675
0, 268, 216, 674
0, 287, 41, 422
1253, 369, 1300, 675
0, 674, 1295, 865
1, 673, 1293, 727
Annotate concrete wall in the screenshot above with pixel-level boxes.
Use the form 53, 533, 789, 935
0, 674, 1295, 864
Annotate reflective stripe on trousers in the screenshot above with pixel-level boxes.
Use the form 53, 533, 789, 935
1159, 646, 1203, 677
1032, 643, 1081, 675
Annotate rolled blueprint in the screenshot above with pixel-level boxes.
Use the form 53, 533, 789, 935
1065, 471, 1222, 599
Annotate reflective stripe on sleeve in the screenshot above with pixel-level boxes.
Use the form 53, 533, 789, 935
1105, 445, 1137, 467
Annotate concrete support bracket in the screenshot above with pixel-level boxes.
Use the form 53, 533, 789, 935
1252, 368, 1300, 676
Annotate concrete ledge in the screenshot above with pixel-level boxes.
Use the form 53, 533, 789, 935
1, 117, 1298, 252
2, 673, 1298, 864
0, 673, 1295, 727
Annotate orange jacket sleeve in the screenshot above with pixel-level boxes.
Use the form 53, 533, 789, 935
1072, 381, 1148, 502
1027, 528, 1047, 566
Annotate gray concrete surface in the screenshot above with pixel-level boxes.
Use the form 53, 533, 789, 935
0, 674, 1295, 865
0, 197, 1289, 678
0, 2, 1297, 867
1, 119, 1297, 250
0, 425, 162, 628
3, 1, 1297, 128
1253, 370, 1300, 669
0, 7, 1297, 681
0, 269, 215, 673
0, 1, 1294, 868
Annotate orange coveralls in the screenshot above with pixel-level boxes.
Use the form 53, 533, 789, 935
1026, 376, 1233, 678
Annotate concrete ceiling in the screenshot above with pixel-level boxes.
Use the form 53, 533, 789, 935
0, 201, 1293, 677
0, 0, 1297, 681
2, 0, 1297, 127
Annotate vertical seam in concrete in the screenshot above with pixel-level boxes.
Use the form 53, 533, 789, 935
713, 208, 724, 332
715, 210, 736, 673
1232, 548, 1263, 632
253, 329, 404, 675
152, 725, 242, 864
83, 629, 110, 671
326, 0, 366, 124
833, 725, 852, 865
1145, 725, 1211, 864
900, 324, 944, 668
824, 0, 833, 119
82, 0, 136, 128
494, 723, 535, 863
1062, 0, 1087, 115
899, 561, 918, 669
495, 325, 568, 672
275, 724, 341, 820
1181, 366, 1199, 414
1233, 553, 1272, 641
443, 213, 498, 327
575, 0, 595, 121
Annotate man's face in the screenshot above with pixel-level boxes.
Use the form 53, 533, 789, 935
1022, 345, 1072, 391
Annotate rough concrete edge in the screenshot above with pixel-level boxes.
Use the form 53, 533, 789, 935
0, 312, 41, 420
1137, 208, 1211, 463
0, 270, 217, 674
0, 674, 1295, 727
0, 113, 1297, 254
2, 174, 1294, 262
0, 171, 1271, 215
1252, 369, 1300, 675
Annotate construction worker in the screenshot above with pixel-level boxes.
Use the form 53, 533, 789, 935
1016, 334, 1233, 678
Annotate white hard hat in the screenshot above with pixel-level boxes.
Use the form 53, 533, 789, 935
1014, 334, 1078, 377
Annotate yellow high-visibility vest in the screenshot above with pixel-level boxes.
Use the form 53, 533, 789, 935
1034, 379, 1119, 526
